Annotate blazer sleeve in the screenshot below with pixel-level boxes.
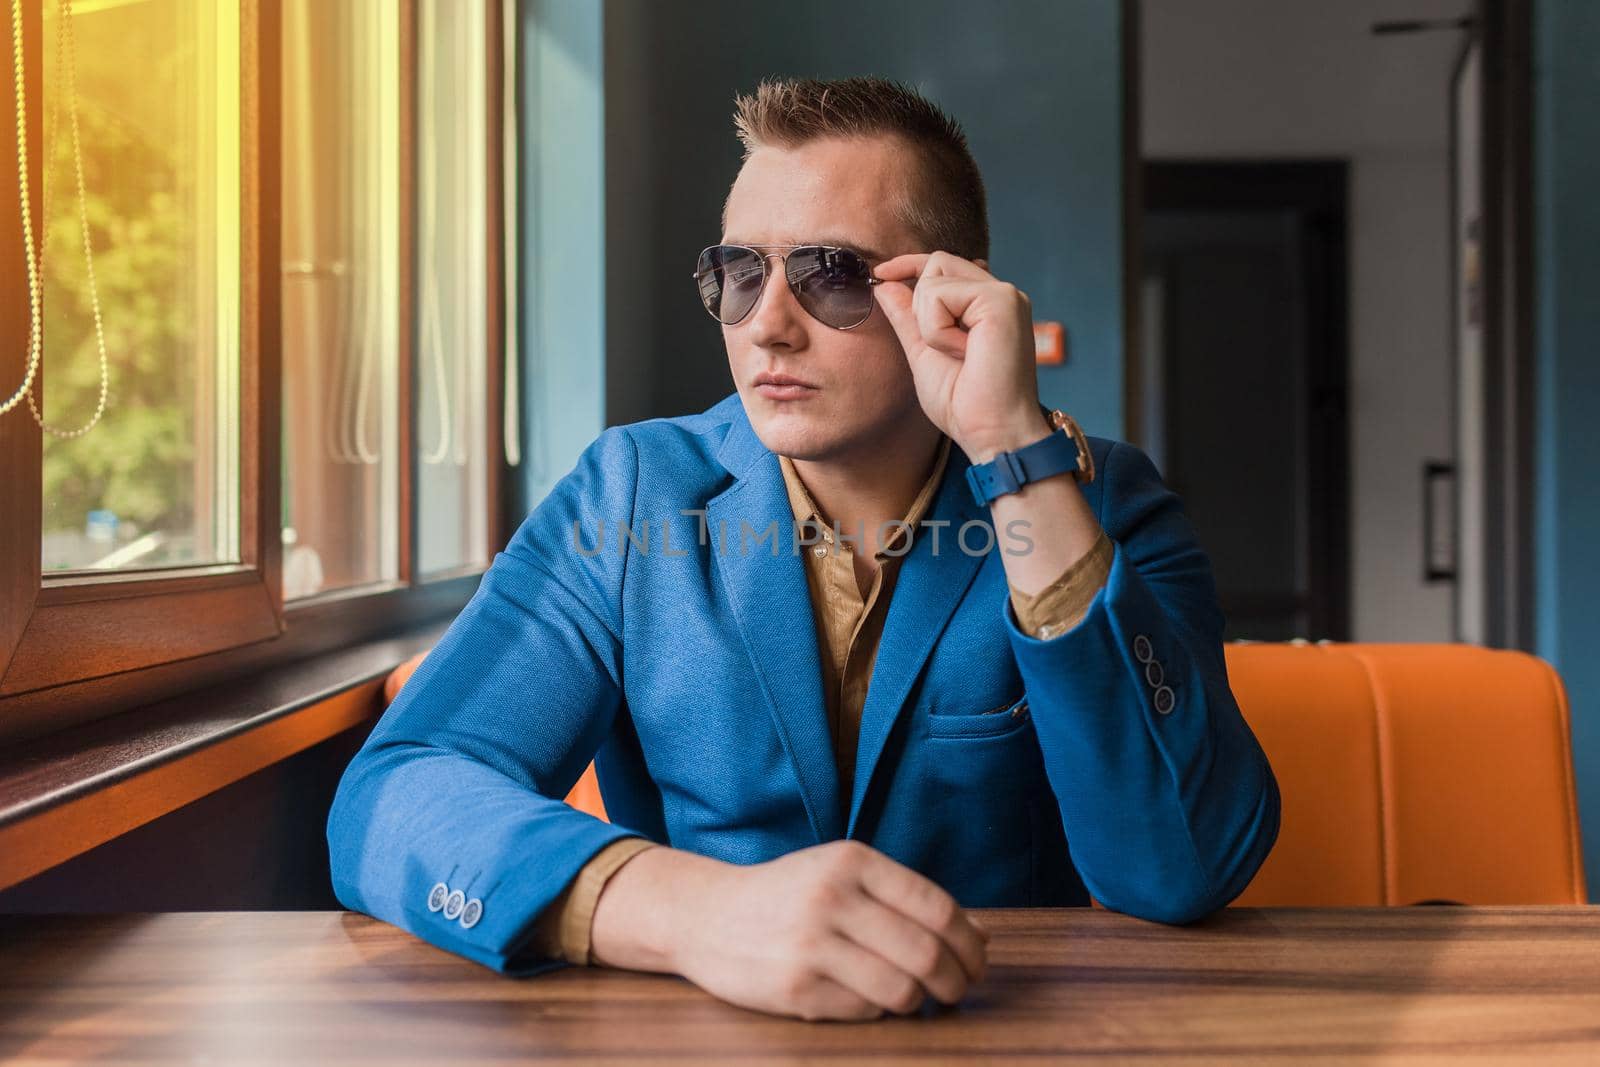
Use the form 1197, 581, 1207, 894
1002, 439, 1281, 925
326, 426, 652, 976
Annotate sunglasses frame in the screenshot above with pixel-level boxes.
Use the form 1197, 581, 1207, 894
692, 243, 885, 330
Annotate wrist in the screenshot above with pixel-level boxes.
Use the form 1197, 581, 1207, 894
964, 407, 1053, 464
591, 845, 730, 974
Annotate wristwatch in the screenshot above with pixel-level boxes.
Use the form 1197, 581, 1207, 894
964, 406, 1095, 508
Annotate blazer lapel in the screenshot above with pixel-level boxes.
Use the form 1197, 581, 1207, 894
847, 445, 988, 837
707, 411, 845, 843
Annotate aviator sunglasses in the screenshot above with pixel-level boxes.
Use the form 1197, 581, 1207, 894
693, 243, 884, 330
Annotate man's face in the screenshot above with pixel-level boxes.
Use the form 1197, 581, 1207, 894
719, 135, 928, 461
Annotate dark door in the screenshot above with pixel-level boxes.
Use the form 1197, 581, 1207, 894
1140, 162, 1349, 641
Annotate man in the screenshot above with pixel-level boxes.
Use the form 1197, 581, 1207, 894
327, 76, 1280, 1022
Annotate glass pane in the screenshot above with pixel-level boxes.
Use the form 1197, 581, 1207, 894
37, 0, 241, 575
280, 0, 400, 599
416, 0, 490, 577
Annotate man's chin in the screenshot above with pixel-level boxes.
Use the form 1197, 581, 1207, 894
744, 404, 843, 461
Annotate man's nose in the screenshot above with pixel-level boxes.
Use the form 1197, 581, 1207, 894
741, 256, 808, 347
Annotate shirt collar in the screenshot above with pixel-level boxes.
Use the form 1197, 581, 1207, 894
778, 434, 953, 559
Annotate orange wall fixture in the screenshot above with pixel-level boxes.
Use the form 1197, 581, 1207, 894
385, 641, 1588, 908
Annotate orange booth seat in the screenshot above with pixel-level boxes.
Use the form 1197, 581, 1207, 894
381, 640, 1588, 908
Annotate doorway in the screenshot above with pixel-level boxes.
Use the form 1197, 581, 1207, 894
1140, 162, 1350, 641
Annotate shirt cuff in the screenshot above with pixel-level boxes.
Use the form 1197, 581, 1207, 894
1007, 528, 1114, 639
524, 836, 658, 966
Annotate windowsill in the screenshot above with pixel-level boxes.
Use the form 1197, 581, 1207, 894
0, 622, 447, 892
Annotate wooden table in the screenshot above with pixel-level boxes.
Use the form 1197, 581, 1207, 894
2, 907, 1598, 1063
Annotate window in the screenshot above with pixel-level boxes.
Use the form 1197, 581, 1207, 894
0, 0, 516, 744
415, 0, 491, 579
37, 0, 242, 576
280, 0, 402, 597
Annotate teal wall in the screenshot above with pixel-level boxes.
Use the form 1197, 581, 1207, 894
1534, 0, 1600, 900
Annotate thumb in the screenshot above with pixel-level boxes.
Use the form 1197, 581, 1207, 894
873, 280, 921, 354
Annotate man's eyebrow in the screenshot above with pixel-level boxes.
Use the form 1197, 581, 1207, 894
723, 237, 891, 262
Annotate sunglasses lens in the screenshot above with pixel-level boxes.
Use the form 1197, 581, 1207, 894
696, 246, 766, 324
788, 246, 876, 328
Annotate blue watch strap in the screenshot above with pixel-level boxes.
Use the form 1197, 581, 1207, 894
965, 427, 1082, 507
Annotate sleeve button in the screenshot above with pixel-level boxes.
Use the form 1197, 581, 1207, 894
443, 889, 466, 920
1133, 634, 1154, 663
459, 898, 483, 929
1153, 685, 1175, 715
1144, 660, 1164, 688
427, 882, 449, 912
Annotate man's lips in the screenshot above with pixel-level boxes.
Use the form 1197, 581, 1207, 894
754, 373, 817, 389
754, 374, 819, 399
755, 383, 819, 399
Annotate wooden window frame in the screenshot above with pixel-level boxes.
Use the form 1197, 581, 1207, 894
0, 0, 514, 747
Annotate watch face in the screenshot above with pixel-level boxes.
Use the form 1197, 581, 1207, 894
1046, 410, 1094, 484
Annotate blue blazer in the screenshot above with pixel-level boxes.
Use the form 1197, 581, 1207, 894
327, 392, 1281, 976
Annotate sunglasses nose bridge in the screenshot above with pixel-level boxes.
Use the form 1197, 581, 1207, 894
743, 250, 807, 326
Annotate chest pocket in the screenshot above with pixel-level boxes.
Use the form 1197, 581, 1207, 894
926, 693, 1031, 740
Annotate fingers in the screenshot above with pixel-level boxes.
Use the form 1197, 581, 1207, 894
873, 254, 1026, 363
791, 966, 888, 1022
855, 851, 990, 987
811, 931, 932, 1016
874, 276, 966, 361
871, 277, 921, 354
910, 276, 985, 357
830, 891, 976, 1005
873, 249, 993, 283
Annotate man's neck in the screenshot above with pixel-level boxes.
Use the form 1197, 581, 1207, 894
787, 417, 946, 559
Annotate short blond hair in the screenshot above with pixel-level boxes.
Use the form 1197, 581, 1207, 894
726, 76, 989, 262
